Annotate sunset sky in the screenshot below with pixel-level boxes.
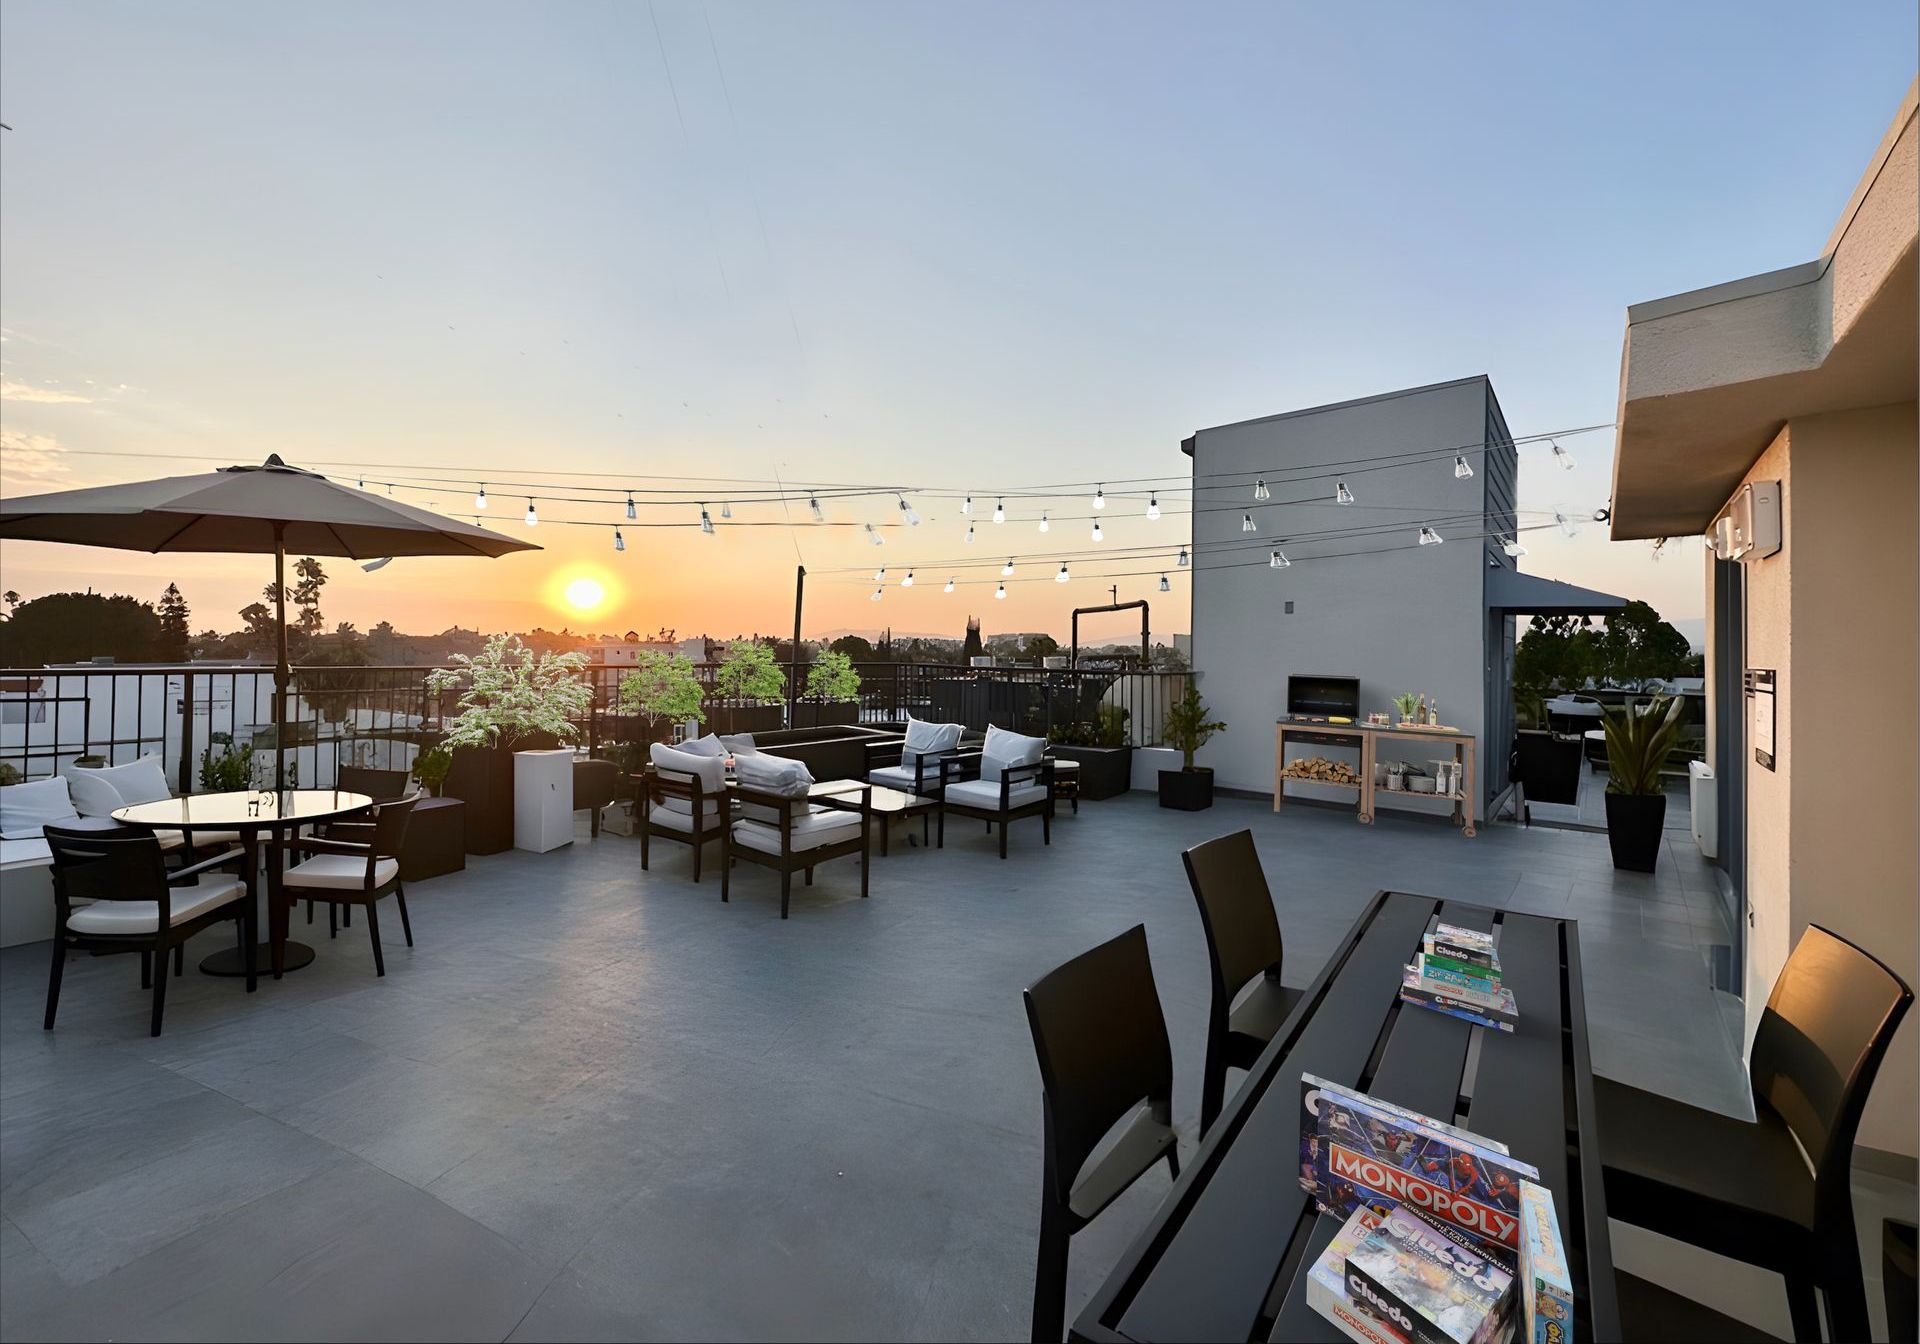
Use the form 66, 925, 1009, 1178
2, 1, 1912, 649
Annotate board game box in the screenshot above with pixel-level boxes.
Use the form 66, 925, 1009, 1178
1399, 991, 1518, 1034
1302, 1074, 1538, 1254
1518, 1180, 1573, 1344
1425, 922, 1498, 970
1415, 956, 1505, 1004
1402, 966, 1519, 1024
1299, 1074, 1510, 1197
1306, 1207, 1410, 1344
1345, 1204, 1515, 1344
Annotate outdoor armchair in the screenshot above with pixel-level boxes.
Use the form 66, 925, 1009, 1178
723, 758, 870, 918
284, 795, 417, 977
639, 743, 729, 882
936, 726, 1055, 859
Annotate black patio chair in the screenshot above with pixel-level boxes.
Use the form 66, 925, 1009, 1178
937, 750, 1055, 859
638, 761, 728, 883
285, 796, 418, 977
1182, 830, 1305, 1135
307, 764, 412, 926
43, 825, 254, 1036
1597, 923, 1912, 1343
722, 780, 870, 918
1022, 925, 1180, 1343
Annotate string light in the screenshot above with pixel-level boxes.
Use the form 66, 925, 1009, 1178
1254, 478, 1271, 501
874, 566, 886, 581
993, 499, 1006, 524
1336, 481, 1355, 505
809, 494, 825, 522
898, 495, 921, 526
1038, 512, 1050, 533
475, 485, 488, 510
1093, 485, 1106, 510
1178, 547, 1190, 568
1418, 526, 1443, 546
1091, 519, 1104, 542
626, 492, 636, 519
1002, 558, 1015, 577
995, 583, 1007, 600
1503, 536, 1528, 558
871, 587, 883, 601
865, 522, 883, 546
357, 476, 365, 489
901, 570, 914, 586
961, 495, 973, 516
1056, 563, 1070, 583
1146, 493, 1160, 520
525, 499, 538, 526
720, 501, 733, 519
699, 505, 715, 535
1241, 514, 1257, 533
1454, 456, 1474, 479
943, 577, 955, 593
964, 523, 975, 544
613, 528, 625, 552
1555, 510, 1579, 537
1158, 573, 1170, 592
1552, 441, 1575, 470
1270, 550, 1290, 568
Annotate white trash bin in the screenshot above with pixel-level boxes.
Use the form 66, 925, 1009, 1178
1688, 759, 1718, 860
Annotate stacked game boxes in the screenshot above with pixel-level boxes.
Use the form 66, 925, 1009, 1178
1301, 1075, 1544, 1344
1400, 922, 1518, 1032
1518, 1180, 1574, 1344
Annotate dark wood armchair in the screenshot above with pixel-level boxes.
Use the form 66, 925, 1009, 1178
284, 796, 417, 977
722, 781, 870, 918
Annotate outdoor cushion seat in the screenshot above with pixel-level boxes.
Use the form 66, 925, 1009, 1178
65, 875, 245, 935
647, 802, 718, 833
150, 829, 188, 852
0, 776, 80, 839
943, 778, 1047, 811
866, 764, 923, 792
284, 854, 400, 890
729, 805, 861, 855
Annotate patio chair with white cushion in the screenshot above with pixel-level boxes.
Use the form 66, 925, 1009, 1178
937, 725, 1056, 859
723, 753, 870, 918
640, 741, 729, 882
284, 795, 417, 977
864, 716, 965, 798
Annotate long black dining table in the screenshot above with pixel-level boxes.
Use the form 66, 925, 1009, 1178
1073, 890, 1620, 1344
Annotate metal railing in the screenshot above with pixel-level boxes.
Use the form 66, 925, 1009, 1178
0, 659, 1194, 790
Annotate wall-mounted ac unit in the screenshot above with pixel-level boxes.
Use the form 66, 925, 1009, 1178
1723, 481, 1781, 562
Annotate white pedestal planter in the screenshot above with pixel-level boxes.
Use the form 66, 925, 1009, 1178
513, 749, 575, 853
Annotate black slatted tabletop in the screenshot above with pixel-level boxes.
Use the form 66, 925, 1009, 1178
1071, 890, 1618, 1344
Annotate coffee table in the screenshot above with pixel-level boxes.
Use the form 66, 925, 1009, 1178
810, 780, 936, 856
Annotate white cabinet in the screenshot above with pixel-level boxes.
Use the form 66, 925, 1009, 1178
513, 749, 575, 853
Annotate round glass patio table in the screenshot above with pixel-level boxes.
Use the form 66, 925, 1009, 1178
111, 789, 372, 979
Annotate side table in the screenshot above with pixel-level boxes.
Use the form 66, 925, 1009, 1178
402, 796, 467, 881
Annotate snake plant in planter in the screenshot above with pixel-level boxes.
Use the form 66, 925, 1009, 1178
1159, 687, 1226, 810
1600, 694, 1685, 872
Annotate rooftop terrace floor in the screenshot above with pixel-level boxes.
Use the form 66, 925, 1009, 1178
2, 791, 1761, 1341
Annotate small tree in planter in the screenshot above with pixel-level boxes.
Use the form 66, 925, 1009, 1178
425, 634, 592, 853
798, 650, 862, 727
1159, 687, 1225, 810
618, 651, 708, 742
710, 638, 786, 734
1600, 694, 1685, 872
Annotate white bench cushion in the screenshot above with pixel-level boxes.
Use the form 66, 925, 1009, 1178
66, 875, 245, 934
649, 743, 727, 817
867, 764, 925, 793
981, 726, 1046, 783
900, 717, 963, 770
0, 777, 80, 839
648, 802, 718, 833
944, 778, 1047, 812
729, 805, 861, 855
285, 854, 398, 890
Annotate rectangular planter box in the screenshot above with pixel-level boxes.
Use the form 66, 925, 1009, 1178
1049, 745, 1133, 801
790, 701, 861, 729
513, 749, 575, 853
443, 744, 514, 856
710, 703, 785, 736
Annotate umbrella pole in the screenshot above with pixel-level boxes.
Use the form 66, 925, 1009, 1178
274, 525, 290, 792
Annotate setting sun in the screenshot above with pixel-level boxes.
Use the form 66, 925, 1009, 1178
563, 576, 606, 614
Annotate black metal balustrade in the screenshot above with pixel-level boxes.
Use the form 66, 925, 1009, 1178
0, 660, 1193, 789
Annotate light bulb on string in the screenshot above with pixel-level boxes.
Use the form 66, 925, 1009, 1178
1002, 558, 1015, 577
1158, 573, 1170, 592
1056, 563, 1069, 583
626, 492, 636, 519
964, 523, 975, 544
995, 584, 1006, 600
1336, 481, 1355, 505
993, 499, 1005, 524
1146, 494, 1160, 520
1454, 456, 1474, 479
1177, 547, 1190, 568
874, 566, 886, 582
720, 501, 732, 519
1503, 536, 1528, 558
901, 570, 914, 587
1091, 519, 1104, 541
1418, 526, 1443, 546
809, 495, 825, 523
871, 587, 883, 602
1270, 550, 1290, 568
613, 528, 625, 552
1038, 513, 1049, 533
943, 577, 955, 593
1254, 478, 1271, 501
475, 485, 488, 510
699, 505, 715, 535
1241, 514, 1257, 533
865, 523, 883, 546
1093, 485, 1106, 510
1552, 441, 1575, 471
897, 495, 920, 526
525, 499, 538, 527
1555, 510, 1579, 537
961, 495, 973, 516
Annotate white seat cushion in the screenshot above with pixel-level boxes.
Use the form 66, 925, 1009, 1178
676, 734, 728, 758
866, 764, 925, 793
981, 726, 1046, 783
649, 743, 727, 817
733, 753, 814, 824
648, 802, 719, 834
151, 829, 188, 852
719, 733, 758, 756
944, 778, 1047, 812
184, 829, 249, 847
61, 766, 129, 818
729, 805, 861, 855
0, 777, 80, 839
284, 854, 398, 890
66, 875, 245, 935
900, 717, 964, 771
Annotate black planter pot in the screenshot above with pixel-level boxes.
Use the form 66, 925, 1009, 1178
1605, 792, 1666, 872
441, 732, 563, 856
1159, 767, 1214, 811
1050, 745, 1133, 800
790, 700, 861, 729
710, 703, 785, 736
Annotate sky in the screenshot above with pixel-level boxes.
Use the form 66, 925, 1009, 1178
1, 1, 1913, 650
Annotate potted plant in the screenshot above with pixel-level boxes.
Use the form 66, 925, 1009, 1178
411, 744, 453, 797
1048, 704, 1134, 800
427, 634, 592, 854
199, 742, 255, 792
618, 650, 708, 744
1159, 688, 1225, 810
794, 650, 862, 728
1391, 692, 1421, 726
709, 638, 786, 735
1601, 694, 1685, 872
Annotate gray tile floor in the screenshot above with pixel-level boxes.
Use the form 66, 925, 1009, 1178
0, 793, 1780, 1340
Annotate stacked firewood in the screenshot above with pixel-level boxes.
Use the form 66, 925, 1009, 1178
1281, 757, 1361, 786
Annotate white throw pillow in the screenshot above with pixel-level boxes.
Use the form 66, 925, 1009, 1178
676, 734, 727, 758
62, 764, 129, 818
648, 743, 727, 816
84, 755, 172, 807
719, 733, 758, 756
900, 717, 963, 770
733, 752, 813, 824
981, 726, 1045, 783
0, 777, 80, 839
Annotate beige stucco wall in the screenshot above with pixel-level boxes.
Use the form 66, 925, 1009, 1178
1786, 402, 1918, 1157
1730, 404, 1918, 1158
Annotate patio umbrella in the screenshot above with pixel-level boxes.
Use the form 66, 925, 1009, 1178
0, 454, 539, 784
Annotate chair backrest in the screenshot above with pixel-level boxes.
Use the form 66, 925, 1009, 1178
1749, 923, 1913, 1228
339, 765, 411, 802
368, 795, 419, 861
1022, 925, 1174, 1207
44, 825, 170, 920
1182, 831, 1285, 1010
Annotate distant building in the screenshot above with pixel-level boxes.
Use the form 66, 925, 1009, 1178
594, 631, 706, 665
